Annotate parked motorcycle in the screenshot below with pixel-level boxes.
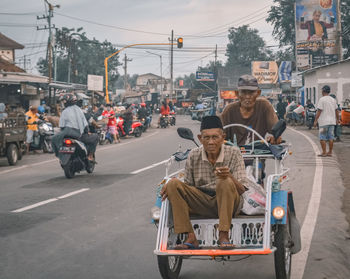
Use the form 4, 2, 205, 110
306, 108, 317, 129
159, 115, 169, 128
96, 124, 113, 145
58, 137, 95, 179
28, 116, 54, 153
116, 116, 143, 137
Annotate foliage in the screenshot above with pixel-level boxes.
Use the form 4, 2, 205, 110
37, 27, 121, 90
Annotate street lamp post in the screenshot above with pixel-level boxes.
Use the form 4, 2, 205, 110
146, 51, 163, 97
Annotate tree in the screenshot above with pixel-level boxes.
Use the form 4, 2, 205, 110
267, 0, 350, 60
37, 27, 121, 90
225, 25, 272, 77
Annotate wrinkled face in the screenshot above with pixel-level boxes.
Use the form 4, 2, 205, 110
198, 128, 225, 155
313, 12, 321, 22
238, 89, 261, 110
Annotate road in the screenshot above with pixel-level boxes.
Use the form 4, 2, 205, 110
0, 115, 349, 279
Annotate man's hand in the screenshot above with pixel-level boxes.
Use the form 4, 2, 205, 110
267, 136, 282, 145
313, 121, 318, 128
160, 183, 168, 201
215, 166, 230, 179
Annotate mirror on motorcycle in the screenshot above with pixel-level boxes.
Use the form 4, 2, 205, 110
177, 127, 199, 146
271, 119, 286, 140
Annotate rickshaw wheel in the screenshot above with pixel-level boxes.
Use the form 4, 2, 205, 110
157, 255, 183, 279
274, 218, 292, 279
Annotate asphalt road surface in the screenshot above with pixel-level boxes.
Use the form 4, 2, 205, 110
0, 115, 349, 279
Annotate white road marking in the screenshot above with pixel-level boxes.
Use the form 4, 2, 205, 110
0, 131, 159, 175
289, 128, 323, 279
11, 188, 90, 213
131, 159, 169, 174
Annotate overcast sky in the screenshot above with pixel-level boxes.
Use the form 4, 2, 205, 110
1, 0, 276, 79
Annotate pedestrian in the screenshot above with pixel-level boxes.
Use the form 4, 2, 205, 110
25, 106, 39, 153
313, 85, 339, 157
276, 97, 287, 120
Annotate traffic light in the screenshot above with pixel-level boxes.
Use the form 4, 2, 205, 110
177, 37, 183, 48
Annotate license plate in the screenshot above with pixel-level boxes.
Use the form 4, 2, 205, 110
59, 146, 75, 153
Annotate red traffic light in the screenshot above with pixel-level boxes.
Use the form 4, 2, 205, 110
177, 37, 183, 48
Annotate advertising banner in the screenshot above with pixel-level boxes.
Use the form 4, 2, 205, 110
278, 61, 292, 82
196, 71, 215, 81
220, 90, 238, 100
295, 0, 339, 71
251, 61, 279, 84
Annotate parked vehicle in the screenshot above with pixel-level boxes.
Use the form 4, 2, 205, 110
116, 116, 143, 137
153, 121, 301, 279
306, 107, 317, 129
58, 137, 95, 179
28, 115, 54, 153
160, 115, 169, 128
97, 124, 113, 145
0, 113, 26, 165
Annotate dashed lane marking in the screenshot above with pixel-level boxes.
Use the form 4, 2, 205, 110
11, 188, 90, 213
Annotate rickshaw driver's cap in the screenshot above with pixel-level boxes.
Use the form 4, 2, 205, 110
200, 116, 223, 131
238, 74, 259, 91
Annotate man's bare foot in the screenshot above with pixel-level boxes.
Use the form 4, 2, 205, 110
218, 231, 235, 249
174, 232, 200, 250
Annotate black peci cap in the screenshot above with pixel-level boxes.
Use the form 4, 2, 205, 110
200, 116, 223, 131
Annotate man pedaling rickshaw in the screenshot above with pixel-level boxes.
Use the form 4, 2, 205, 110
160, 116, 249, 249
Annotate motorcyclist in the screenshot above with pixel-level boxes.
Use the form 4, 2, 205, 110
157, 100, 170, 128
52, 93, 98, 161
305, 99, 315, 109
137, 103, 150, 128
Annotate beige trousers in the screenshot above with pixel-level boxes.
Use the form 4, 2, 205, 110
166, 177, 241, 234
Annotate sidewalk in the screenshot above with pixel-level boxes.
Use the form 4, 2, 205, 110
296, 125, 350, 233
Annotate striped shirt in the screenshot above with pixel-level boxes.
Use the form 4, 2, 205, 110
184, 144, 248, 195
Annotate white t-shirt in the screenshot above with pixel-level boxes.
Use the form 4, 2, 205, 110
317, 95, 337, 126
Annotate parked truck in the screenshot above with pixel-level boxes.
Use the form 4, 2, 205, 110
0, 113, 26, 165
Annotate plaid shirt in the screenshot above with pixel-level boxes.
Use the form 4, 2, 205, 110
184, 144, 248, 195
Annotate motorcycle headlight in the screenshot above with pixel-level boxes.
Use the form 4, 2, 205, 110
272, 206, 285, 220
42, 124, 49, 131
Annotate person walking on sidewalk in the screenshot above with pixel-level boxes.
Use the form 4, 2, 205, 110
313, 85, 339, 157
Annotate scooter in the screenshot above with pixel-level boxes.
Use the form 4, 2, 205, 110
116, 116, 143, 137
159, 115, 169, 128
139, 116, 151, 132
169, 111, 176, 126
29, 115, 54, 153
58, 137, 95, 179
306, 108, 317, 129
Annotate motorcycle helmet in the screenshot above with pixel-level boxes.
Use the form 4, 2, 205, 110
38, 105, 45, 114
140, 103, 146, 107
62, 93, 77, 107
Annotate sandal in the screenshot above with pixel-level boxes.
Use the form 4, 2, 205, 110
317, 154, 327, 157
174, 242, 200, 250
218, 241, 236, 250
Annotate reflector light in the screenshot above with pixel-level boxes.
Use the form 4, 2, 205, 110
272, 206, 285, 220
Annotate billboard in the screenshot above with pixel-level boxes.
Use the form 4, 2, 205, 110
251, 61, 279, 84
87, 74, 103, 91
295, 0, 339, 71
196, 71, 215, 81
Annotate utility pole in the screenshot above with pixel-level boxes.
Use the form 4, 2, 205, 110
124, 54, 132, 93
18, 55, 31, 72
37, 0, 60, 83
214, 44, 218, 98
169, 30, 174, 101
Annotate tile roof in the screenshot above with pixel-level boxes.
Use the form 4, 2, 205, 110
0, 32, 24, 49
0, 57, 25, 72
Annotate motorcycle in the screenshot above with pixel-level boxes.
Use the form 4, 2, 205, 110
306, 108, 317, 129
116, 116, 143, 137
139, 116, 151, 132
28, 115, 54, 153
169, 111, 176, 126
58, 137, 95, 179
160, 115, 169, 128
